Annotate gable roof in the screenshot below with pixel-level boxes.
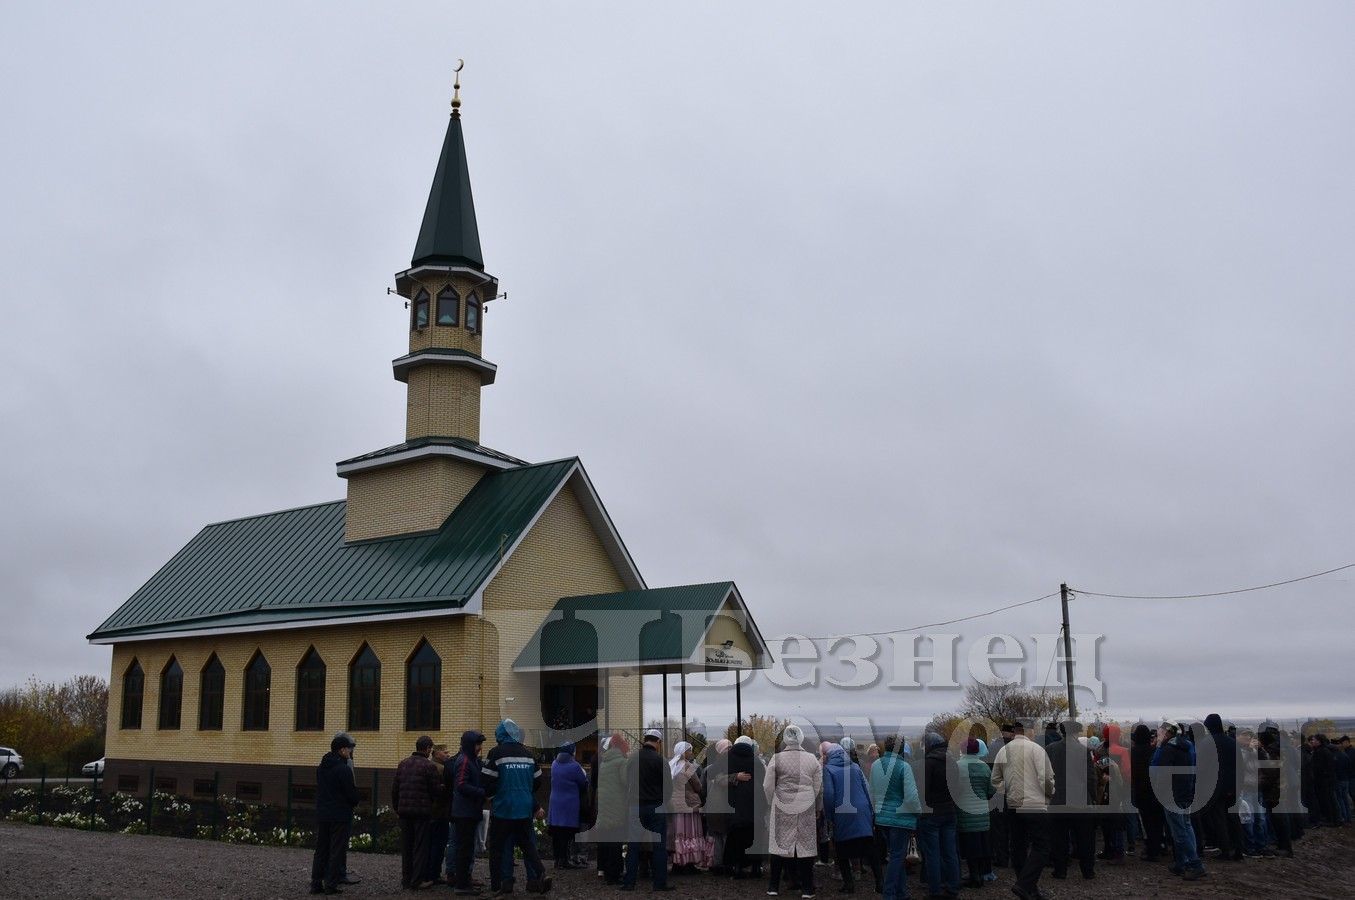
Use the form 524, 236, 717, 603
512, 582, 771, 673
88, 457, 643, 644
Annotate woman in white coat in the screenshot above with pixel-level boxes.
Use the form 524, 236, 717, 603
764, 725, 823, 899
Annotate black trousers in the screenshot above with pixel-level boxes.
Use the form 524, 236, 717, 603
451, 817, 480, 888
400, 816, 432, 888
1050, 813, 1095, 878
1010, 809, 1048, 896
834, 835, 881, 889
769, 855, 815, 894
424, 818, 450, 881
1200, 795, 1240, 856
311, 820, 350, 889
598, 842, 624, 883
1263, 804, 1292, 852
1137, 803, 1166, 859
990, 807, 1011, 867
551, 826, 577, 863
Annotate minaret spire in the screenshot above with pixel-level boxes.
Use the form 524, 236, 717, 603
411, 60, 483, 269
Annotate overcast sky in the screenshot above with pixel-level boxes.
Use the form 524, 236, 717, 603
2, 3, 1352, 730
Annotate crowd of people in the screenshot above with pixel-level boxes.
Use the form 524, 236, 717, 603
306, 716, 1354, 899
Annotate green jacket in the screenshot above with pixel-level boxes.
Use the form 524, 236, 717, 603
592, 745, 629, 840
955, 755, 994, 833
869, 751, 920, 829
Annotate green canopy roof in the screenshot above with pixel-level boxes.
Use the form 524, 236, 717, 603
513, 583, 771, 673
411, 111, 484, 269
88, 458, 580, 642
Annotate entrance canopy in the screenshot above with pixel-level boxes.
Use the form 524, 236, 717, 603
512, 581, 772, 675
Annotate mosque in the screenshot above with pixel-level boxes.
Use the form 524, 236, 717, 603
87, 71, 771, 805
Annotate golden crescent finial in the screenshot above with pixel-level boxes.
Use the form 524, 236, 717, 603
451, 59, 464, 116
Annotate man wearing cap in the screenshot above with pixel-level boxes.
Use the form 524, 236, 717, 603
311, 732, 360, 895
622, 729, 674, 891
394, 735, 444, 890
1151, 721, 1206, 880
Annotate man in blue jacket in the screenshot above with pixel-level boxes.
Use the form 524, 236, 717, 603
311, 732, 360, 895
484, 719, 550, 894
447, 730, 487, 895
1151, 721, 1207, 881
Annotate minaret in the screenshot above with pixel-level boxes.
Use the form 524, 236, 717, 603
338, 65, 508, 543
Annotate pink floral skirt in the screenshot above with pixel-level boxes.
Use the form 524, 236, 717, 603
669, 811, 714, 867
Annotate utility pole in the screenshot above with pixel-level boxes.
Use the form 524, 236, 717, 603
1060, 583, 1077, 721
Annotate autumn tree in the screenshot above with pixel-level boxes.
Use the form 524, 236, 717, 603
725, 713, 791, 753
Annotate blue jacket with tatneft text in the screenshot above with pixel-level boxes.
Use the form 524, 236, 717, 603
484, 719, 540, 820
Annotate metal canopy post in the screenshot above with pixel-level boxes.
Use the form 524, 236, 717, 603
662, 671, 669, 744
735, 671, 743, 736
680, 671, 687, 741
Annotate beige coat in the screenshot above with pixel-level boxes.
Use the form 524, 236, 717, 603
763, 748, 822, 857
991, 735, 1055, 810
669, 760, 704, 814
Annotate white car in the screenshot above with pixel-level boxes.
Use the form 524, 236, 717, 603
81, 757, 105, 777
0, 747, 22, 779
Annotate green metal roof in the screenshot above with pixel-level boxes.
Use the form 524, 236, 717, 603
88, 458, 578, 642
411, 112, 483, 269
513, 583, 769, 672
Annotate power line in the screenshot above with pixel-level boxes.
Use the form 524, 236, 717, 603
780, 592, 1060, 643
1071, 561, 1355, 601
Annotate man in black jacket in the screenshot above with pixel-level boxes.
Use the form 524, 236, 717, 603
1308, 734, 1340, 826
1045, 721, 1096, 880
311, 732, 360, 895
1200, 713, 1243, 860
622, 729, 673, 891
1128, 724, 1164, 861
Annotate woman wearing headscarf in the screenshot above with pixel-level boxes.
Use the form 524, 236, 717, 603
668, 740, 713, 869
726, 735, 767, 879
701, 739, 735, 874
955, 738, 996, 888
822, 741, 882, 893
548, 741, 589, 869
592, 733, 630, 884
764, 725, 822, 897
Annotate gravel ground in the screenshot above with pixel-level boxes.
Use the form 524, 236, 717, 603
1, 821, 1352, 900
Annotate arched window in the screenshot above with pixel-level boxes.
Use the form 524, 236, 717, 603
199, 654, 225, 730
436, 286, 459, 326
121, 659, 144, 729
242, 650, 271, 731
158, 657, 183, 730
348, 644, 381, 731
295, 647, 326, 731
405, 640, 442, 731
465, 293, 481, 334
412, 288, 430, 330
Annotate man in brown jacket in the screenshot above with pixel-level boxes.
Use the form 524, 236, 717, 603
394, 735, 443, 890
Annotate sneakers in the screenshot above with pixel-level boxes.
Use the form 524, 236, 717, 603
768, 892, 780, 896
1182, 868, 1208, 881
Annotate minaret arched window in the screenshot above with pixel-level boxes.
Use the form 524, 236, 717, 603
436, 286, 459, 326
242, 650, 271, 731
158, 657, 183, 730
466, 293, 481, 334
199, 654, 225, 731
348, 644, 381, 731
412, 288, 430, 330
405, 639, 442, 731
295, 647, 326, 732
120, 659, 144, 730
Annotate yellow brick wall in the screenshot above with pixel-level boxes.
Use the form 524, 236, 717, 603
343, 456, 485, 543
105, 482, 643, 767
405, 365, 482, 442
480, 483, 643, 737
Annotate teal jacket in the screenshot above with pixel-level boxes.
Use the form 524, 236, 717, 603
869, 750, 920, 829
955, 755, 995, 832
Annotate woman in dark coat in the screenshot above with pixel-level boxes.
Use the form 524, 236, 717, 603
725, 736, 767, 878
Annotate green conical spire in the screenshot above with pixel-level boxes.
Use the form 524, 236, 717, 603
411, 106, 484, 269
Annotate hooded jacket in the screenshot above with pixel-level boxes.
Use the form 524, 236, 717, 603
447, 730, 486, 820
484, 719, 541, 820
822, 745, 874, 840
1203, 713, 1240, 803
316, 750, 360, 824
548, 745, 589, 829
592, 740, 630, 840
869, 749, 919, 829
1150, 732, 1196, 811
1105, 724, 1132, 793
955, 752, 995, 832
1129, 724, 1160, 813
